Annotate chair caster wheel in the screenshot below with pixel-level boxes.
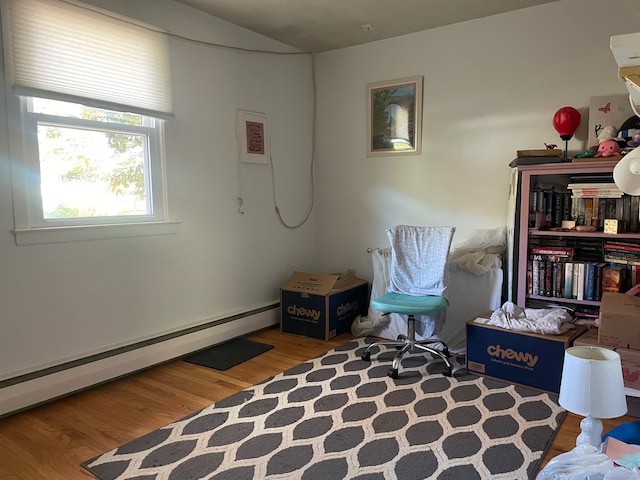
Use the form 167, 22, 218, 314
442, 366, 452, 377
361, 351, 371, 362
388, 368, 398, 379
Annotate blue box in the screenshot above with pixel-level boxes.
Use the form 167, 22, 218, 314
281, 271, 369, 340
466, 317, 587, 394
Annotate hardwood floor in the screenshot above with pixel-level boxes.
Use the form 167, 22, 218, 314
0, 326, 634, 479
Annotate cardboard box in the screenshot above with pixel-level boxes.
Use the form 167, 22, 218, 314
280, 271, 369, 340
575, 327, 640, 391
466, 317, 587, 394
602, 436, 640, 463
599, 292, 640, 350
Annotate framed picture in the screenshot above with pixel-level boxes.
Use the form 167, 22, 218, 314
367, 76, 423, 157
237, 109, 270, 164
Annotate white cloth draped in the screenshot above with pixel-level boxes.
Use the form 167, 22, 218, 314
387, 225, 455, 297
476, 301, 575, 334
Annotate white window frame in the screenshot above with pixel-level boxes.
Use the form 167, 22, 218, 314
7, 95, 178, 245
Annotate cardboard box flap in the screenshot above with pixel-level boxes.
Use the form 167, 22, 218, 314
333, 274, 368, 291
599, 292, 640, 350
281, 271, 341, 295
602, 292, 640, 313
603, 436, 640, 461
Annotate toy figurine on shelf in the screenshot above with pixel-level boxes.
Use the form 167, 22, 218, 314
594, 139, 621, 157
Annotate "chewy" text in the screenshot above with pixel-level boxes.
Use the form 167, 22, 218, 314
486, 344, 539, 367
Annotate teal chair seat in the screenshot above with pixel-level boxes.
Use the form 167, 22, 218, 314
372, 292, 447, 316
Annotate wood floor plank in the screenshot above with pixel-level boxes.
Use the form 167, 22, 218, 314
0, 327, 632, 479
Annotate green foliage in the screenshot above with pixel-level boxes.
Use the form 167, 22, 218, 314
79, 107, 145, 196
46, 204, 81, 218
60, 155, 100, 182
109, 156, 145, 198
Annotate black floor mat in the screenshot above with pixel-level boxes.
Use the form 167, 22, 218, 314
184, 338, 274, 370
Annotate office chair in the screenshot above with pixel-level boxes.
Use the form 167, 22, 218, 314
361, 225, 456, 379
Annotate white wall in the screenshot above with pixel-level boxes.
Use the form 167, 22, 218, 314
0, 0, 317, 380
313, 0, 640, 281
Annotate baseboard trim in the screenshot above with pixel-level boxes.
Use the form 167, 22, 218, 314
0, 305, 280, 417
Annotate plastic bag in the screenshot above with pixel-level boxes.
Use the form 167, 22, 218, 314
448, 226, 506, 275
537, 445, 640, 480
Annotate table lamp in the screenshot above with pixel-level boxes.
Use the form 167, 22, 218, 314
559, 346, 627, 448
614, 147, 640, 195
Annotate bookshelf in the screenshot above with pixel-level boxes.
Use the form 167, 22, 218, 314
515, 161, 640, 320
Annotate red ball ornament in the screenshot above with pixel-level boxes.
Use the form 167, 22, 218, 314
553, 107, 581, 140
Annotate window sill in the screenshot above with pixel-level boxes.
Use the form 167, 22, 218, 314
12, 220, 181, 246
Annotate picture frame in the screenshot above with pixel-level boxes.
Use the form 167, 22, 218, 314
367, 76, 423, 157
237, 109, 270, 164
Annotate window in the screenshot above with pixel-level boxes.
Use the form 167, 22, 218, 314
2, 0, 176, 244
25, 97, 165, 224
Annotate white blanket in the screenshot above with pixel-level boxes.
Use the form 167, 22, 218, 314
476, 301, 575, 334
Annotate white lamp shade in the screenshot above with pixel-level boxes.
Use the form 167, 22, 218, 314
559, 346, 627, 419
614, 148, 640, 195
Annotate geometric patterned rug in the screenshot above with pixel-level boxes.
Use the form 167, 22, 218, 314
82, 337, 565, 480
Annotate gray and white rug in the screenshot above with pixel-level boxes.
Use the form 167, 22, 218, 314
83, 338, 565, 480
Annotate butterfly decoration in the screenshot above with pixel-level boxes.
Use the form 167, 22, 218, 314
599, 102, 611, 114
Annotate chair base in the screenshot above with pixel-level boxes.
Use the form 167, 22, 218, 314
361, 314, 452, 379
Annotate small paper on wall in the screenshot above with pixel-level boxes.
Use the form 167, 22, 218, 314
237, 110, 270, 164
588, 94, 634, 147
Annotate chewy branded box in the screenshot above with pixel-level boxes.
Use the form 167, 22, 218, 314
599, 292, 640, 350
466, 317, 587, 394
281, 272, 369, 340
575, 327, 640, 391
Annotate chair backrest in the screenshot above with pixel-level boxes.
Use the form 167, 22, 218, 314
386, 225, 456, 297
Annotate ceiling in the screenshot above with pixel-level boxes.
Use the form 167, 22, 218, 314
172, 0, 559, 53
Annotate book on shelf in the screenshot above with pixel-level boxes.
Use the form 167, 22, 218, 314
564, 262, 573, 298
632, 196, 640, 232
584, 263, 604, 301
604, 255, 640, 266
517, 149, 563, 157
571, 154, 622, 163
604, 241, 640, 252
576, 263, 585, 301
510, 156, 563, 167
621, 266, 634, 292
568, 181, 621, 190
530, 246, 574, 256
602, 264, 621, 293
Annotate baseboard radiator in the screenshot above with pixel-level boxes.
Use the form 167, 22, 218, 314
0, 304, 280, 418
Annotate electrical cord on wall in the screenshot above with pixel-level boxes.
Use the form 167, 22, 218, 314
62, 0, 316, 228
270, 55, 316, 229
162, 32, 317, 228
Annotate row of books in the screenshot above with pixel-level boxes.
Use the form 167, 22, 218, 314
529, 190, 640, 232
604, 240, 640, 265
566, 182, 623, 198
527, 246, 640, 301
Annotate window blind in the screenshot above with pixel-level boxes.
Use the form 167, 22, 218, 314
2, 0, 174, 118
